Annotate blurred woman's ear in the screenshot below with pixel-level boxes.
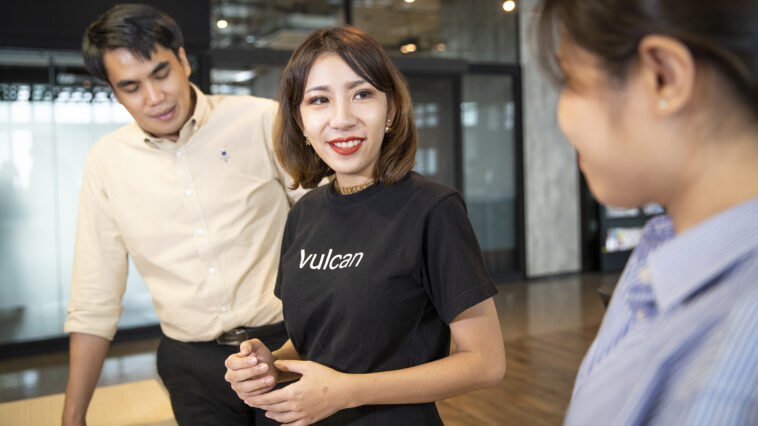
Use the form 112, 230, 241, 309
636, 35, 696, 117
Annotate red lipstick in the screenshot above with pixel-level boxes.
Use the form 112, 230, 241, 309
327, 137, 365, 156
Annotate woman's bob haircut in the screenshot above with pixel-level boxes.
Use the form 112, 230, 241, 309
274, 25, 417, 189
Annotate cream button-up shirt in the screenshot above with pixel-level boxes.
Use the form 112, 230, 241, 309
64, 85, 305, 342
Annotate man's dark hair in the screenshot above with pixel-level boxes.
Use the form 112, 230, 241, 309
82, 3, 184, 84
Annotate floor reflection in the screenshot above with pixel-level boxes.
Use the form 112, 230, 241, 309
496, 272, 613, 340
0, 272, 619, 425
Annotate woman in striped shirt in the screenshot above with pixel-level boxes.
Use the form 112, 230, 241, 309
536, 0, 758, 425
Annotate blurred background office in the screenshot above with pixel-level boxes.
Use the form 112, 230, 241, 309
0, 1, 652, 424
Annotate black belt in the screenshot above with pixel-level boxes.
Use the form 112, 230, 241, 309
215, 321, 286, 346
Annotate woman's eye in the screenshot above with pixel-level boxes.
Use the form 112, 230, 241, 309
355, 90, 372, 99
307, 96, 328, 105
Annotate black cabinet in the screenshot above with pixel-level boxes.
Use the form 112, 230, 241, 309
598, 204, 663, 272
580, 175, 664, 273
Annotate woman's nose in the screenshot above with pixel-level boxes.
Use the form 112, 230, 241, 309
329, 99, 357, 129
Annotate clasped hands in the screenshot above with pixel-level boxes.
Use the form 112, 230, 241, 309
224, 339, 353, 425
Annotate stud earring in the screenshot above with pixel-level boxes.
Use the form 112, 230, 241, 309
658, 99, 669, 110
304, 134, 311, 146
384, 119, 392, 134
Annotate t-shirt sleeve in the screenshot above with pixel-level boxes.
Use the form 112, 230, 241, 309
422, 193, 497, 324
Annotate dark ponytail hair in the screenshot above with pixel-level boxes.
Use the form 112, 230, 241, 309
537, 0, 758, 117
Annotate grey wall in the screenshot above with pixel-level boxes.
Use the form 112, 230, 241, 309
519, 0, 581, 277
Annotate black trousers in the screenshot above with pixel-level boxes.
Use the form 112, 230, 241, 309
156, 323, 289, 426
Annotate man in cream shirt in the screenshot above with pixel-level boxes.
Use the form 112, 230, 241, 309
62, 5, 302, 426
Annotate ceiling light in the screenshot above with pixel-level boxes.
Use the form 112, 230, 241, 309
503, 1, 516, 12
216, 19, 229, 29
400, 43, 417, 54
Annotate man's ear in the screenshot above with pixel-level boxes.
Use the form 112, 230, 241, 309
636, 35, 696, 116
177, 47, 191, 77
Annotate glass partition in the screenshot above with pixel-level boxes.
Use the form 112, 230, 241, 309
210, 0, 517, 61
461, 73, 519, 279
211, 65, 284, 99
0, 62, 157, 345
353, 0, 518, 62
211, 0, 345, 50
405, 74, 457, 188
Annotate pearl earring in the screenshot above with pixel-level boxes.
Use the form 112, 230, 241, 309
384, 119, 392, 134
658, 99, 669, 110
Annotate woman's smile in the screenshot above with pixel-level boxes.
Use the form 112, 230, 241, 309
328, 137, 365, 155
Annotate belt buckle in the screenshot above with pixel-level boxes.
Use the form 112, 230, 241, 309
216, 327, 249, 346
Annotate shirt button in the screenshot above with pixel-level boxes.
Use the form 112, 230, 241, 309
220, 306, 229, 312
185, 189, 193, 196
636, 310, 646, 320
208, 267, 216, 275
639, 268, 652, 284
176, 151, 183, 157
197, 228, 204, 235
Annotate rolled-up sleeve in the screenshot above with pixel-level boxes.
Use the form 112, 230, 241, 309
64, 147, 128, 340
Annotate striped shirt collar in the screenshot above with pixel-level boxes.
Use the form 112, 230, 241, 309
647, 196, 758, 313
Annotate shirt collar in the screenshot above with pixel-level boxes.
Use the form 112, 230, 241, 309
648, 196, 758, 312
141, 83, 210, 146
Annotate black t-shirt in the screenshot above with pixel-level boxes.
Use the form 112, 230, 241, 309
275, 172, 497, 425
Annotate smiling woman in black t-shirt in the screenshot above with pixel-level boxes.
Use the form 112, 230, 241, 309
224, 25, 505, 425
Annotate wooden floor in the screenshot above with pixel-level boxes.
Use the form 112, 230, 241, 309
438, 326, 598, 425
0, 272, 616, 425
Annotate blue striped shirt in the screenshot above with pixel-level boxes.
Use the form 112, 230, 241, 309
564, 197, 758, 426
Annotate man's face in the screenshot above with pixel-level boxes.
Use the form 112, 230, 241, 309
104, 45, 194, 141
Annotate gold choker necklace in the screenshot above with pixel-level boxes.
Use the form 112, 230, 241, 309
336, 180, 374, 195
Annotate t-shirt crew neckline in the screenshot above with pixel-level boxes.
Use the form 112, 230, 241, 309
326, 174, 410, 205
